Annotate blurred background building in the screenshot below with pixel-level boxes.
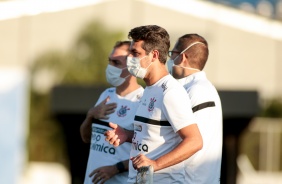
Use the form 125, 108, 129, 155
1, 0, 282, 184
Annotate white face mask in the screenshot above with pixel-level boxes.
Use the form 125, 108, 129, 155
167, 42, 203, 74
105, 64, 129, 87
127, 56, 152, 79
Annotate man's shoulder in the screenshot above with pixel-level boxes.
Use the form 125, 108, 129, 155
162, 75, 186, 92
104, 87, 116, 93
189, 78, 218, 95
155, 77, 189, 103
98, 87, 116, 98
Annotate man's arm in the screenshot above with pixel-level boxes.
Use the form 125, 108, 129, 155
131, 123, 203, 171
80, 111, 93, 143
89, 160, 129, 184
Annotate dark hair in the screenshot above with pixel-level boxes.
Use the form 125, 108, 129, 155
128, 25, 170, 64
176, 34, 209, 70
114, 40, 131, 50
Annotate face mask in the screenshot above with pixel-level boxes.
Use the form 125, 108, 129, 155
167, 42, 204, 74
127, 56, 152, 79
105, 64, 128, 87
167, 58, 174, 74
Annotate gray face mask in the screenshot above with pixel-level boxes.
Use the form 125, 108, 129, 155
167, 42, 204, 74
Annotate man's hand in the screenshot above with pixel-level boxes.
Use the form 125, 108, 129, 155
89, 96, 117, 120
80, 96, 117, 143
104, 122, 130, 147
89, 165, 119, 184
131, 154, 157, 171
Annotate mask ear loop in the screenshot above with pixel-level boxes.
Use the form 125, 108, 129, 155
178, 66, 200, 71
173, 42, 204, 62
121, 66, 135, 80
174, 42, 205, 71
180, 42, 205, 55
139, 55, 147, 61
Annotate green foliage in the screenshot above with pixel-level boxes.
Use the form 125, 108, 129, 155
259, 97, 282, 117
63, 22, 124, 85
28, 90, 68, 165
30, 21, 125, 88
240, 97, 282, 172
28, 21, 126, 166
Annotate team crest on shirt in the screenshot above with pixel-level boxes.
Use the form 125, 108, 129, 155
148, 97, 156, 112
117, 105, 130, 117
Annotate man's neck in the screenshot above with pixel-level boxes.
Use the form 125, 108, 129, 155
116, 81, 141, 96
173, 67, 200, 79
144, 66, 169, 86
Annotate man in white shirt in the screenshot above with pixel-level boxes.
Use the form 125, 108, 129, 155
167, 33, 223, 183
80, 41, 144, 184
104, 25, 203, 183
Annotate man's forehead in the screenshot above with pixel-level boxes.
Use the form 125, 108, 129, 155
110, 53, 127, 59
112, 46, 128, 54
130, 40, 143, 51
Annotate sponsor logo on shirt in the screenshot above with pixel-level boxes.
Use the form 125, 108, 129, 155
91, 128, 116, 155
134, 124, 142, 132
131, 140, 148, 152
91, 142, 116, 155
148, 97, 156, 112
117, 105, 130, 117
131, 130, 148, 152
93, 127, 107, 134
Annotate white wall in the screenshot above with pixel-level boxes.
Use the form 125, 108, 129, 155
0, 0, 281, 99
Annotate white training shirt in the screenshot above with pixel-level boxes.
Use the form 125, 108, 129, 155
128, 75, 196, 184
84, 87, 144, 184
177, 71, 223, 184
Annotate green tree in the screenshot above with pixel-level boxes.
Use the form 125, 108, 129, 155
260, 97, 282, 118
28, 21, 125, 166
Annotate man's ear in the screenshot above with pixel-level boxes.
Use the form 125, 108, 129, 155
181, 53, 186, 62
151, 50, 159, 61
182, 53, 189, 65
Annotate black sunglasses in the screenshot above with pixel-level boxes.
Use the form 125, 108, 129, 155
168, 51, 181, 57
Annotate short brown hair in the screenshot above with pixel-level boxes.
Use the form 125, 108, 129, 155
128, 25, 170, 64
176, 34, 209, 70
114, 41, 131, 50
